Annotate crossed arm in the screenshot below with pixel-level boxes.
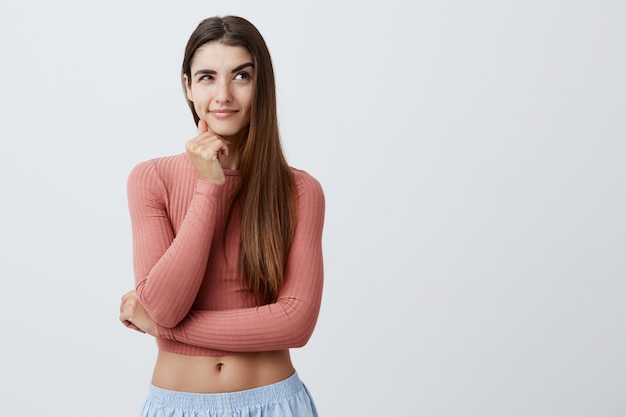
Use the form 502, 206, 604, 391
120, 164, 325, 352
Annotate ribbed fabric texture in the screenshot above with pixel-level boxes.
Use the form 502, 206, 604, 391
127, 153, 325, 356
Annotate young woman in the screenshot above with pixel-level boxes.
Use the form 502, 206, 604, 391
119, 15, 324, 417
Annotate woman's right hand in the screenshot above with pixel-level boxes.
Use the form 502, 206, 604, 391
120, 290, 159, 337
185, 119, 230, 184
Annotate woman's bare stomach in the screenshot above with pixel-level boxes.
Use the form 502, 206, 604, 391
151, 349, 295, 393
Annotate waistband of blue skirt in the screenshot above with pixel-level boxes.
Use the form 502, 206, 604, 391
145, 372, 305, 411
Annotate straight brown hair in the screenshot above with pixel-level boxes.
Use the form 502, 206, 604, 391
181, 16, 296, 304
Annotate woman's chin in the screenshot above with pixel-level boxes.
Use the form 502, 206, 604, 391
209, 126, 248, 141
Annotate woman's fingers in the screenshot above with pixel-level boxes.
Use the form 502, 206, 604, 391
186, 135, 229, 161
185, 126, 230, 183
198, 118, 209, 135
120, 290, 147, 333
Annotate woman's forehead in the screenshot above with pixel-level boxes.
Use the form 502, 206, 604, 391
191, 42, 253, 69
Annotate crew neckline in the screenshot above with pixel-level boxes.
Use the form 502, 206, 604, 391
223, 168, 241, 176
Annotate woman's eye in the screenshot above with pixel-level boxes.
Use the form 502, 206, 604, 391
235, 72, 250, 80
199, 75, 214, 82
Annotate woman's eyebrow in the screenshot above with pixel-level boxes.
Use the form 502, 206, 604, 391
231, 63, 254, 73
193, 63, 254, 77
193, 69, 216, 76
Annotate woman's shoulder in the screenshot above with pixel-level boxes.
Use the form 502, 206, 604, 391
131, 152, 188, 171
290, 167, 325, 203
290, 167, 323, 189
128, 153, 194, 191
130, 153, 190, 177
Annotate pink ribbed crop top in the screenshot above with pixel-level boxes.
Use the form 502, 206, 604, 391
127, 152, 325, 356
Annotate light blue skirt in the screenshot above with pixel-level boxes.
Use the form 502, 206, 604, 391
140, 372, 318, 417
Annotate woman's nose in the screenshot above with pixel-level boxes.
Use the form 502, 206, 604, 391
215, 80, 232, 104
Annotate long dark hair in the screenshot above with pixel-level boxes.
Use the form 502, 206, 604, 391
182, 16, 296, 304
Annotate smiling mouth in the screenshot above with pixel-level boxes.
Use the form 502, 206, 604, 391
211, 109, 237, 114
210, 109, 238, 119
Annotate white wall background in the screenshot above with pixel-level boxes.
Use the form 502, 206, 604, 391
1, 0, 624, 415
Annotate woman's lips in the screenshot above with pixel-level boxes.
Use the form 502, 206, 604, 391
210, 109, 238, 119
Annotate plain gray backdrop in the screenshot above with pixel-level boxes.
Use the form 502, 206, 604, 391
1, 0, 624, 415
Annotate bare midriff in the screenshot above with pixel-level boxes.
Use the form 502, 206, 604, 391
151, 349, 295, 393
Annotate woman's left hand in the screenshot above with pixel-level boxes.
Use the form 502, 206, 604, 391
120, 290, 159, 337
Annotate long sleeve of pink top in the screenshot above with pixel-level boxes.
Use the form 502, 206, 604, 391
127, 153, 325, 356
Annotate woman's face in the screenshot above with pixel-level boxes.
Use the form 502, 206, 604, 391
185, 42, 255, 140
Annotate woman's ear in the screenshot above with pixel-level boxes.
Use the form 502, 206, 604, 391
183, 74, 193, 102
